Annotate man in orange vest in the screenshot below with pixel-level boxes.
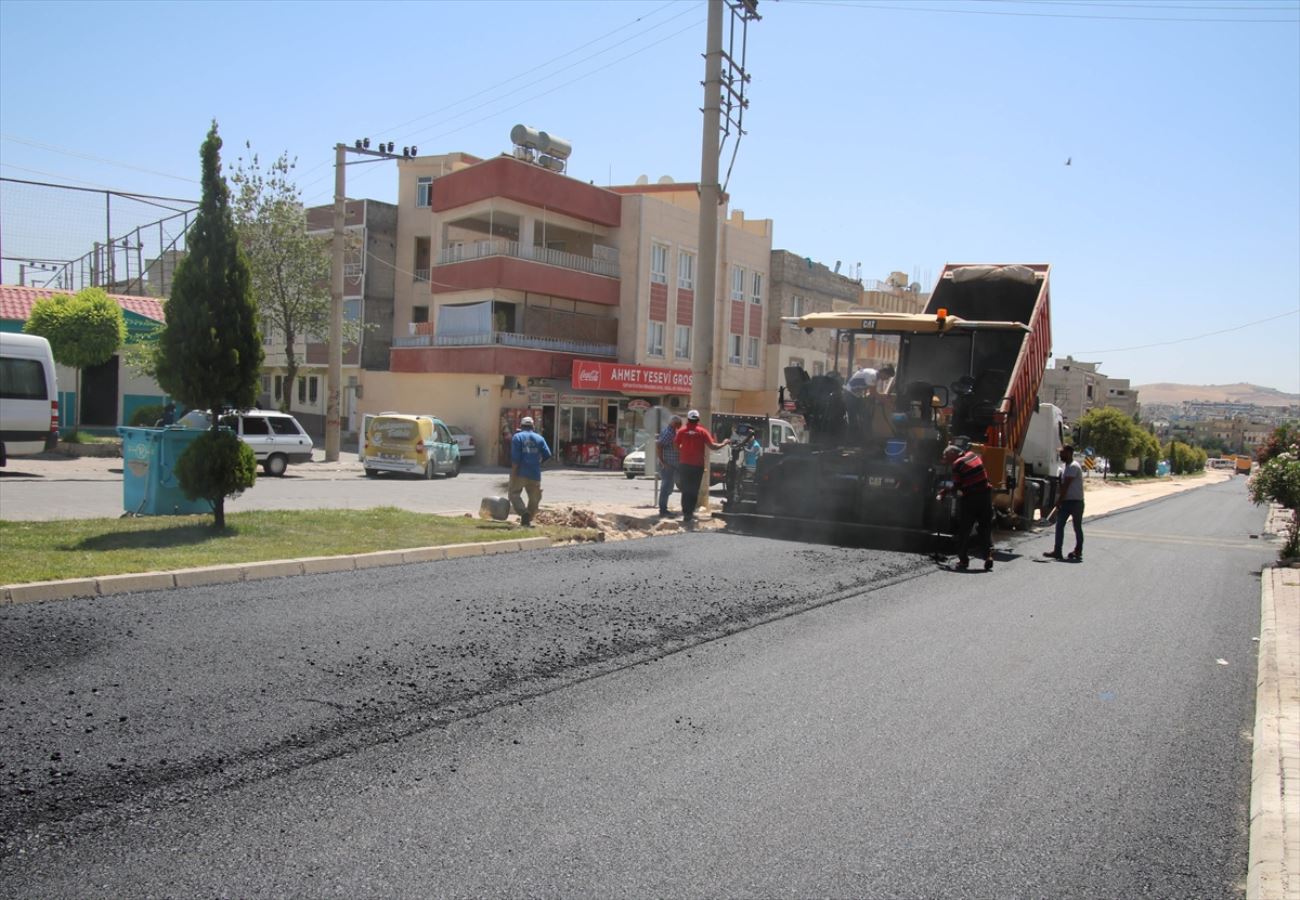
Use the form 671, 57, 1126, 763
940, 444, 994, 571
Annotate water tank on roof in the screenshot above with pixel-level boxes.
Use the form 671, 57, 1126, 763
510, 125, 572, 161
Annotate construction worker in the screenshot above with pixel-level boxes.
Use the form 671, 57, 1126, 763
940, 444, 995, 571
509, 416, 551, 528
673, 409, 727, 526
1044, 444, 1085, 561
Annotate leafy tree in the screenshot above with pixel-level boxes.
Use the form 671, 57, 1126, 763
156, 122, 262, 528
1165, 440, 1207, 475
23, 287, 125, 429
1077, 407, 1138, 481
1256, 423, 1299, 464
229, 146, 332, 413
1133, 430, 1161, 476
1248, 436, 1300, 559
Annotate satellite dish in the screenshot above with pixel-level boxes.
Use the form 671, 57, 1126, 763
635, 174, 649, 185
657, 175, 674, 184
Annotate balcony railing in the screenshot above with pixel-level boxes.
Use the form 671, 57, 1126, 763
414, 267, 430, 283
436, 240, 619, 278
393, 330, 617, 357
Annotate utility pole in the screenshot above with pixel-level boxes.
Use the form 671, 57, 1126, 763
692, 0, 759, 513
326, 138, 415, 461
327, 143, 346, 461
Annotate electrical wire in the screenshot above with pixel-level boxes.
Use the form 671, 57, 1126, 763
304, 16, 703, 204
295, 1, 693, 185
0, 134, 200, 183
1072, 308, 1300, 354
786, 0, 1299, 22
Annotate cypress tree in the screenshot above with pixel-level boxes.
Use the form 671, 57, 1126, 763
157, 122, 263, 527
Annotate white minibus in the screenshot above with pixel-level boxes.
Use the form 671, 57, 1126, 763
0, 332, 60, 466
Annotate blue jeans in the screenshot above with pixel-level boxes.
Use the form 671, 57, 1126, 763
658, 463, 677, 513
1054, 499, 1085, 555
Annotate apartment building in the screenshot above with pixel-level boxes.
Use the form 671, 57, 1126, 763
1040, 355, 1140, 424
766, 251, 862, 389
362, 149, 772, 465
255, 199, 399, 437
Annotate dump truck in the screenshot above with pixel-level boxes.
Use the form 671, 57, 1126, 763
722, 263, 1058, 542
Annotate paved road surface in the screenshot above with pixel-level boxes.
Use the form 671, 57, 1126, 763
0, 479, 1272, 897
0, 453, 669, 521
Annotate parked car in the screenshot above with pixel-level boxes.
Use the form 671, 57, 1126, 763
623, 444, 646, 479
177, 408, 314, 476
446, 424, 476, 461
0, 332, 59, 466
359, 412, 460, 479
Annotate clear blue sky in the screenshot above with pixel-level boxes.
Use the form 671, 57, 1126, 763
2, 0, 1297, 393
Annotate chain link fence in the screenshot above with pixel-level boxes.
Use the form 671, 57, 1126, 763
1, 178, 197, 296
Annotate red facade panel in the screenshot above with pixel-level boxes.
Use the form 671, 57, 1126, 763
391, 344, 592, 379
649, 282, 668, 322
430, 156, 621, 227
748, 304, 763, 336
729, 300, 745, 335
431, 256, 619, 306
676, 289, 694, 325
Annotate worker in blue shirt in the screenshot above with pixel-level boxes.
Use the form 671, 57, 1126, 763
509, 415, 552, 527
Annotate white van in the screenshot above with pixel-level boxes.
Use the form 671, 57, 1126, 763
0, 332, 59, 466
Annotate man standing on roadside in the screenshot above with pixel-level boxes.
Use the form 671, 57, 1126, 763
656, 415, 682, 517
940, 444, 995, 571
509, 416, 551, 528
1044, 444, 1085, 561
673, 409, 726, 526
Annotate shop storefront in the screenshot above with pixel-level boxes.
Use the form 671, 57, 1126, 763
498, 361, 693, 468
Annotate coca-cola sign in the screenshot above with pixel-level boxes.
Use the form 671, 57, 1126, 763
571, 360, 693, 394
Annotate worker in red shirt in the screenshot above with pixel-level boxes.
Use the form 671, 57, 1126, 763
940, 444, 995, 571
673, 409, 727, 525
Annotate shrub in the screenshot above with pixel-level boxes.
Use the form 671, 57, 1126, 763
174, 430, 257, 524
130, 404, 164, 427
1248, 441, 1300, 560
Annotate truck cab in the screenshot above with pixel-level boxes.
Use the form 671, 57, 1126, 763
709, 413, 800, 486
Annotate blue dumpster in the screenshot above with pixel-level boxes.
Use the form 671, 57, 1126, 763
117, 426, 211, 516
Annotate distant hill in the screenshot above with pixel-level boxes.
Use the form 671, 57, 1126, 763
1135, 383, 1299, 407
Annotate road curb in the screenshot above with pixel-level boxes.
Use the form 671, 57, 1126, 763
0, 536, 553, 605
1248, 552, 1300, 898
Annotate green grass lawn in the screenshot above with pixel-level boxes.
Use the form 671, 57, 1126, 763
0, 508, 595, 585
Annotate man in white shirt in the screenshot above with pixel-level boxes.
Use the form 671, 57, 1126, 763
1044, 444, 1085, 561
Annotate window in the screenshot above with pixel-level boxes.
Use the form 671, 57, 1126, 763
273, 375, 283, 401
344, 299, 361, 322
241, 416, 270, 436
791, 295, 805, 318
731, 267, 745, 301
678, 251, 695, 290
675, 324, 691, 359
412, 305, 429, 324
751, 271, 763, 305
788, 356, 805, 370
0, 359, 46, 400
270, 417, 303, 436
416, 176, 432, 208
651, 243, 668, 285
647, 320, 665, 357
747, 337, 759, 367
813, 361, 825, 377
728, 334, 742, 364
309, 376, 318, 405
260, 374, 271, 394
298, 377, 306, 404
